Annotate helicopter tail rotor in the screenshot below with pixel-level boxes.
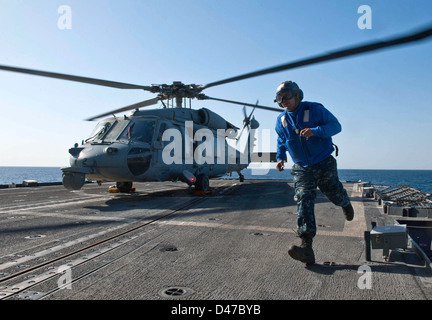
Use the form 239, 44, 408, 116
237, 101, 258, 141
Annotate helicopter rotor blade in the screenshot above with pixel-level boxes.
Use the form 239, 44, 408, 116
85, 97, 160, 121
0, 64, 154, 90
202, 23, 432, 89
201, 96, 281, 112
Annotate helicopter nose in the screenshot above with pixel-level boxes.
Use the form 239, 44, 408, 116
68, 143, 148, 181
73, 145, 117, 168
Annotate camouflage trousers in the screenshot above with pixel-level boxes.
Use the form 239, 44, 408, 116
290, 155, 350, 238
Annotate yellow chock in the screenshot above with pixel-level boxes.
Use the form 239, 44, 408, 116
108, 186, 119, 193
108, 186, 135, 193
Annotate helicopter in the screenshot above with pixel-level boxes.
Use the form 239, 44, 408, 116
0, 66, 282, 193
62, 99, 273, 193
0, 24, 431, 193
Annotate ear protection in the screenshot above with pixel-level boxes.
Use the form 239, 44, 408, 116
298, 88, 304, 101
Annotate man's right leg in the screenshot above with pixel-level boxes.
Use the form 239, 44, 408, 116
291, 164, 318, 237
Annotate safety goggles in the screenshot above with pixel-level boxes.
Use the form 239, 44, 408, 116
276, 90, 295, 103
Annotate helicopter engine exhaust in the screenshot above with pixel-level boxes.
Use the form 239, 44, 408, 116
196, 108, 237, 133
62, 172, 85, 190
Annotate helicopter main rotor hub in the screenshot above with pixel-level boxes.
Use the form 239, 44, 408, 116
150, 81, 204, 107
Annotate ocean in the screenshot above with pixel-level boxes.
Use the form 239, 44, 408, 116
0, 166, 431, 194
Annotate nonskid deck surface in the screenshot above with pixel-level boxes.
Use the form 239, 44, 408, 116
0, 179, 431, 301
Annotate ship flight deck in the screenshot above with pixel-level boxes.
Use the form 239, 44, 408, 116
0, 179, 431, 301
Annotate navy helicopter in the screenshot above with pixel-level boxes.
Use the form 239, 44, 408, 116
0, 67, 281, 193
0, 24, 431, 193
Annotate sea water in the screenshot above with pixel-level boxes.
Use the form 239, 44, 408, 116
0, 166, 431, 194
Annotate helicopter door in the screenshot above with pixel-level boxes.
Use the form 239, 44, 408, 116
154, 121, 177, 165
155, 121, 169, 149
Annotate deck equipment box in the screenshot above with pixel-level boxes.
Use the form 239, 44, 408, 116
365, 225, 407, 260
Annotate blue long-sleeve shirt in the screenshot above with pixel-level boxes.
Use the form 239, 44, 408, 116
275, 101, 341, 167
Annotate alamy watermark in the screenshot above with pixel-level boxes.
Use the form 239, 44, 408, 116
58, 5, 72, 30
357, 265, 372, 289
57, 265, 72, 289
161, 121, 272, 175
358, 5, 372, 30
57, 5, 372, 31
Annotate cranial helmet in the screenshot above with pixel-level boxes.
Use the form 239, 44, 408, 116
275, 81, 303, 108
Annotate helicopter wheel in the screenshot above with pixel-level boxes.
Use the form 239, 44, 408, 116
116, 181, 133, 193
238, 172, 244, 182
195, 174, 209, 192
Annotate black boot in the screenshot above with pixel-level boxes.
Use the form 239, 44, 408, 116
342, 202, 354, 221
288, 234, 315, 265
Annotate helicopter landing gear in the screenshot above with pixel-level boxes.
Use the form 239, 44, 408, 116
116, 181, 134, 193
238, 171, 245, 182
194, 174, 213, 195
195, 174, 209, 192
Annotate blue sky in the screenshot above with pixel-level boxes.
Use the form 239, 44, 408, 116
0, 0, 431, 169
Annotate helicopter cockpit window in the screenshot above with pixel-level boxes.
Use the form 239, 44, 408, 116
103, 120, 130, 142
118, 120, 156, 144
86, 120, 115, 142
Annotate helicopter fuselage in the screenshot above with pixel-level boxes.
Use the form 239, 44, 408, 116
61, 107, 258, 191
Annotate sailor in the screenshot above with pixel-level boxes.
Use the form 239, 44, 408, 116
274, 81, 354, 265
